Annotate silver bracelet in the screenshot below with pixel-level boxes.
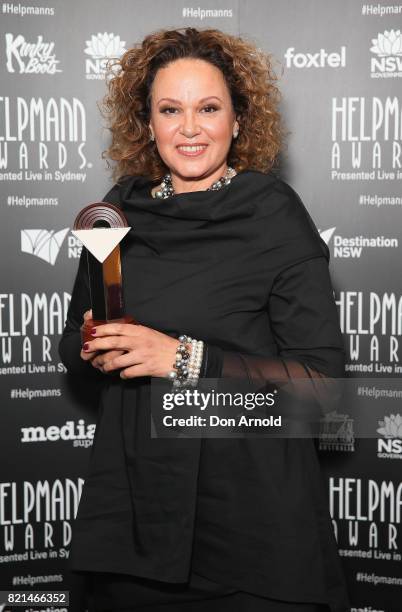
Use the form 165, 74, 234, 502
187, 338, 204, 387
168, 334, 204, 392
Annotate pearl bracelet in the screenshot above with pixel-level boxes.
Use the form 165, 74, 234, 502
168, 334, 204, 392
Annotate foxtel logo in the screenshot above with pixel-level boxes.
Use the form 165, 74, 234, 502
21, 228, 69, 265
284, 46, 346, 68
21, 419, 95, 443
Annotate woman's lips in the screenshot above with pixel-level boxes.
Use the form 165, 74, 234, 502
176, 145, 208, 157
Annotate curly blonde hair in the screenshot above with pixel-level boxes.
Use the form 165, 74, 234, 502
100, 27, 285, 184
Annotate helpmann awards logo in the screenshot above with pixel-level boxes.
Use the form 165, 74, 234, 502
370, 29, 402, 77
377, 413, 402, 458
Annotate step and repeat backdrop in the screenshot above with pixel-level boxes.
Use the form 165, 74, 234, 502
0, 1, 401, 611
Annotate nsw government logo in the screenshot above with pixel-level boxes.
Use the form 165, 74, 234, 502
370, 29, 402, 78
377, 413, 402, 458
21, 228, 69, 265
84, 32, 126, 80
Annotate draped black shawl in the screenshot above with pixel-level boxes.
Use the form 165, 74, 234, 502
59, 170, 349, 611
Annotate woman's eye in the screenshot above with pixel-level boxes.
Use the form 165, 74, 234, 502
160, 105, 219, 115
160, 107, 177, 114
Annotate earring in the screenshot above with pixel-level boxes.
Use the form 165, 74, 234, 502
150, 133, 155, 142
233, 130, 239, 139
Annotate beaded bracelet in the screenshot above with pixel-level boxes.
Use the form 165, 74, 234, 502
168, 334, 204, 392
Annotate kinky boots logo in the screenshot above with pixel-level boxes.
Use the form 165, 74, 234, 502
5, 33, 62, 74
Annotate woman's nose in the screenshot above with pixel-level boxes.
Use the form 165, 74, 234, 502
180, 111, 200, 137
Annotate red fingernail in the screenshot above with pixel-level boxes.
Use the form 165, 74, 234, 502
91, 328, 97, 335
83, 343, 89, 351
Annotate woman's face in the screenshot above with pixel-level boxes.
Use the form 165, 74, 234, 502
149, 58, 238, 191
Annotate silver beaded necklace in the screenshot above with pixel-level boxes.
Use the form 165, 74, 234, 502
153, 166, 237, 199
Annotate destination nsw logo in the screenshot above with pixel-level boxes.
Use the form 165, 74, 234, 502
319, 227, 398, 258
21, 228, 69, 265
20, 228, 83, 264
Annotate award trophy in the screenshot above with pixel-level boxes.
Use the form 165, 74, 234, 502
72, 202, 136, 345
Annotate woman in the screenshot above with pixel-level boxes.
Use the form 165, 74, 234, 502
59, 27, 350, 612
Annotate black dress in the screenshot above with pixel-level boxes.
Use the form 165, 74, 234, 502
59, 170, 350, 611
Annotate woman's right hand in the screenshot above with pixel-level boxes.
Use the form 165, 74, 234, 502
80, 309, 126, 374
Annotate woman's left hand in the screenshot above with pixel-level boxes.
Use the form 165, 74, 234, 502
83, 323, 180, 379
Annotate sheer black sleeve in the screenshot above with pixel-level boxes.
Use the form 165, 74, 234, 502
200, 256, 345, 411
